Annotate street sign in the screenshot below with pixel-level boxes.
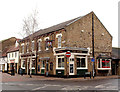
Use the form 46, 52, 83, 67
66, 51, 71, 58
91, 58, 95, 62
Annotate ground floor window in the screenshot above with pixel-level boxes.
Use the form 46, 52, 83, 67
97, 59, 111, 69
38, 65, 40, 72
32, 59, 35, 68
22, 60, 25, 68
58, 56, 64, 68
77, 57, 87, 69
42, 61, 45, 68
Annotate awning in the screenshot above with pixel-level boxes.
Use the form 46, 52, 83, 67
96, 54, 112, 59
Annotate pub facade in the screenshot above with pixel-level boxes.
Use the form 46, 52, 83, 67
19, 11, 112, 77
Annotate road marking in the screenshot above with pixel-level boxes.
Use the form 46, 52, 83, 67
32, 85, 47, 90
95, 84, 104, 88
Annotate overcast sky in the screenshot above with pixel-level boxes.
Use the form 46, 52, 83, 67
0, 0, 119, 47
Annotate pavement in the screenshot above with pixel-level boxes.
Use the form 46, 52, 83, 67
1, 72, 119, 82
1, 73, 119, 91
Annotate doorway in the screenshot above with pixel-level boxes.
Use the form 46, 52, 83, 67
69, 56, 74, 75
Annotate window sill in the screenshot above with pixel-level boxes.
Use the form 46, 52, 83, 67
77, 67, 88, 69
22, 67, 25, 69
41, 68, 45, 69
97, 68, 111, 70
56, 68, 64, 70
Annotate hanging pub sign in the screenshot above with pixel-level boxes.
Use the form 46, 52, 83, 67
46, 40, 53, 48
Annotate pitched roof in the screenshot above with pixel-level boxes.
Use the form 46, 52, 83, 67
2, 47, 9, 57
21, 16, 82, 41
112, 47, 120, 59
7, 45, 19, 53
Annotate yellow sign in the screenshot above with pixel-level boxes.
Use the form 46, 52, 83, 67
67, 61, 69, 64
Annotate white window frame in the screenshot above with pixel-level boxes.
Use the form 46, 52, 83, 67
21, 43, 24, 54
56, 56, 64, 69
26, 42, 29, 53
44, 37, 49, 51
56, 33, 62, 48
41, 60, 45, 69
32, 59, 35, 69
97, 59, 111, 70
21, 60, 25, 69
37, 39, 42, 51
76, 56, 88, 69
31, 41, 34, 52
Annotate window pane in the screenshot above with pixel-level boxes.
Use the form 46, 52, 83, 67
22, 61, 25, 67
32, 60, 35, 67
77, 58, 80, 67
102, 59, 105, 68
61, 58, 64, 67
58, 35, 61, 48
58, 58, 61, 68
38, 65, 40, 72
81, 58, 85, 67
98, 59, 100, 68
42, 61, 45, 68
102, 59, 110, 68
38, 41, 41, 51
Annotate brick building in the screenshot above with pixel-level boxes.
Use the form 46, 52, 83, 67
0, 37, 18, 72
19, 11, 112, 77
7, 39, 20, 74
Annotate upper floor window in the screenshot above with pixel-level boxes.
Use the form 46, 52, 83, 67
44, 37, 49, 50
9, 53, 10, 58
21, 45, 24, 54
58, 35, 61, 48
38, 39, 42, 51
26, 43, 29, 53
12, 53, 14, 57
56, 33, 62, 48
15, 52, 17, 58
31, 41, 34, 52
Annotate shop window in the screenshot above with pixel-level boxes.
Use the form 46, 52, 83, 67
97, 59, 111, 69
22, 61, 25, 68
32, 59, 35, 68
77, 57, 86, 68
58, 57, 64, 68
42, 61, 45, 68
50, 62, 53, 71
38, 65, 40, 72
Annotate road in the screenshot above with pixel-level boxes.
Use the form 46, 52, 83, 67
0, 73, 119, 91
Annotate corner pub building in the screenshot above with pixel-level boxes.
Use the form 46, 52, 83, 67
19, 11, 112, 77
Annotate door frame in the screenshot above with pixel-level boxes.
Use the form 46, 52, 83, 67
69, 55, 74, 75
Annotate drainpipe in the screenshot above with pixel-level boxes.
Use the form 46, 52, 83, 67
92, 13, 95, 78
